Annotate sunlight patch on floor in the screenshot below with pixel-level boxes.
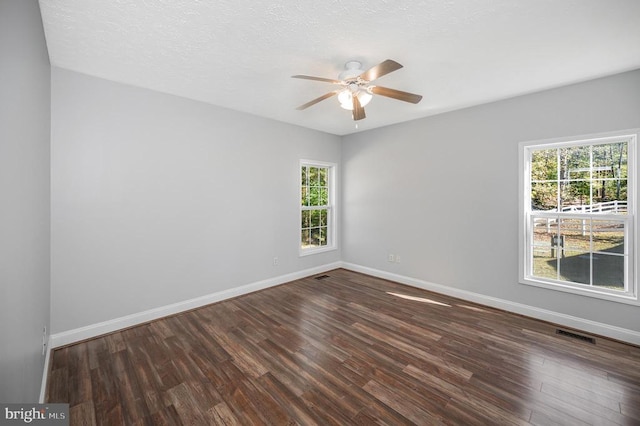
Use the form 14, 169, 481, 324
386, 292, 451, 307
457, 304, 488, 312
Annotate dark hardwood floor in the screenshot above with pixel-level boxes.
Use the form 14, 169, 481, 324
46, 269, 640, 425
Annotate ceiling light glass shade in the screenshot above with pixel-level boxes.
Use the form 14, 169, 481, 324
338, 90, 352, 109
338, 89, 372, 110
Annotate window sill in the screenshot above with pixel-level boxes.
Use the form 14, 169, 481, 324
520, 276, 639, 306
299, 245, 337, 257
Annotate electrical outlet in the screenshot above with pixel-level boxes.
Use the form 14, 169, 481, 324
388, 254, 395, 262
273, 257, 279, 266
395, 255, 401, 263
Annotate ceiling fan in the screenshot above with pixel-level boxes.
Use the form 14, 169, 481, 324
292, 59, 422, 121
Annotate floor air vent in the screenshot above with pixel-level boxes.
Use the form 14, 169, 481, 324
556, 329, 595, 344
315, 274, 330, 280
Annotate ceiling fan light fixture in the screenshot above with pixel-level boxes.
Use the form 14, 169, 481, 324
359, 90, 373, 107
338, 89, 372, 110
338, 90, 352, 110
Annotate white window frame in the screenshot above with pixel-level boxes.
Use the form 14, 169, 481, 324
519, 129, 639, 305
299, 160, 337, 256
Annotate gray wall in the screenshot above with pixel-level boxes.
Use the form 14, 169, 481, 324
342, 70, 640, 332
50, 68, 341, 333
0, 0, 51, 402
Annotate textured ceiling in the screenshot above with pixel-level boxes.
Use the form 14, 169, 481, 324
39, 0, 640, 136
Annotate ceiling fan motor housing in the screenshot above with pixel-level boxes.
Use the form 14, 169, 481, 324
338, 61, 365, 81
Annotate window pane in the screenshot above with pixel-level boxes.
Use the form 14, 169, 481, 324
531, 149, 558, 181
319, 188, 328, 205
559, 218, 589, 252
592, 220, 624, 254
592, 142, 628, 207
593, 143, 627, 172
301, 186, 308, 206
531, 182, 558, 211
556, 220, 590, 285
310, 209, 321, 227
309, 167, 319, 186
592, 254, 624, 290
561, 181, 591, 211
602, 142, 629, 180
318, 227, 327, 246
301, 166, 308, 186
310, 228, 321, 246
301, 210, 310, 228
318, 167, 327, 186
308, 186, 320, 206
558, 250, 590, 285
532, 216, 557, 247
531, 215, 559, 281
301, 229, 310, 247
560, 145, 590, 182
533, 248, 557, 280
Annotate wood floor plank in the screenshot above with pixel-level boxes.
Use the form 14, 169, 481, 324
208, 401, 240, 425
165, 382, 210, 425
216, 380, 269, 425
69, 401, 97, 426
298, 387, 356, 425
254, 372, 319, 425
89, 340, 125, 425
46, 269, 640, 425
620, 401, 640, 422
353, 401, 417, 426
362, 379, 443, 425
539, 381, 628, 425
46, 367, 68, 403
149, 404, 181, 426
111, 350, 152, 424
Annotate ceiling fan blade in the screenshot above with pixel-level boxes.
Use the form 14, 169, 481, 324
291, 75, 342, 84
359, 59, 403, 82
296, 91, 339, 110
352, 95, 366, 121
370, 86, 423, 104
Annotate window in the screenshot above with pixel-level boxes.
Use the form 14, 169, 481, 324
300, 161, 336, 255
519, 130, 638, 304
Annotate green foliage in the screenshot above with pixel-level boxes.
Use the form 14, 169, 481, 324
301, 166, 329, 206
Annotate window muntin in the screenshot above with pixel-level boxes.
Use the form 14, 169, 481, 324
521, 131, 637, 303
300, 161, 335, 255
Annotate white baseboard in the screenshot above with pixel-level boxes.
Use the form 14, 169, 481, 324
48, 262, 342, 349
341, 262, 640, 346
